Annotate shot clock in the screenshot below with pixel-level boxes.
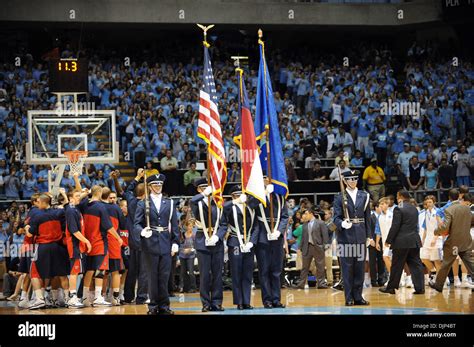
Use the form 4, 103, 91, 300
49, 58, 88, 93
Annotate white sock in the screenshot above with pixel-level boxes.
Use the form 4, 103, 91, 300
35, 289, 44, 300
462, 274, 468, 282
424, 274, 429, 282
95, 287, 102, 299
20, 291, 27, 300
51, 289, 58, 301
63, 289, 69, 298
70, 290, 77, 298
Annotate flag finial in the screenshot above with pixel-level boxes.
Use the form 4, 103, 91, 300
197, 23, 215, 47
258, 29, 263, 38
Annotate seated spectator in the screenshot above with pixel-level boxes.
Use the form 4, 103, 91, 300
92, 169, 107, 186
309, 161, 327, 180
160, 149, 178, 172
350, 150, 364, 167
304, 152, 319, 169
329, 160, 350, 180
227, 162, 241, 183
183, 162, 201, 194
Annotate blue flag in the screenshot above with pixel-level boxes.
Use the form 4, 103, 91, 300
254, 40, 289, 197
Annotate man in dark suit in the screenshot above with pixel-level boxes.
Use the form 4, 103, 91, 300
379, 190, 424, 294
296, 207, 330, 289
368, 201, 386, 287
134, 173, 179, 315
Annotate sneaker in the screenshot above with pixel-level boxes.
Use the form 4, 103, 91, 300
118, 293, 125, 302
304, 284, 309, 290
7, 294, 19, 301
28, 298, 46, 310
44, 295, 53, 308
93, 296, 112, 307
454, 278, 462, 288
111, 297, 121, 306
67, 296, 85, 309
145, 298, 150, 304
405, 276, 413, 288
461, 280, 474, 289
18, 298, 30, 309
82, 297, 93, 307
444, 278, 449, 288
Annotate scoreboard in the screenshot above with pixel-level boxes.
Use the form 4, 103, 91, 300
49, 58, 88, 93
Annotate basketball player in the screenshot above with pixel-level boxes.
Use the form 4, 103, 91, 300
118, 199, 130, 302
26, 193, 70, 310
65, 189, 92, 308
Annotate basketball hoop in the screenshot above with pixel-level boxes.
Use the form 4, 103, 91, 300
64, 150, 88, 176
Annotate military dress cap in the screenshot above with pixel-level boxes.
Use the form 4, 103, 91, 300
147, 173, 166, 185
194, 177, 208, 188
229, 184, 242, 195
342, 170, 360, 180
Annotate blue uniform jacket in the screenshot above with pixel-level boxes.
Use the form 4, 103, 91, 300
223, 197, 259, 247
190, 193, 227, 251
133, 196, 179, 256
333, 190, 372, 245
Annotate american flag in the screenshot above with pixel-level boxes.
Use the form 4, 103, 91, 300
197, 45, 227, 208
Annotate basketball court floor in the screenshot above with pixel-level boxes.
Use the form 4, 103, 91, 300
1, 287, 472, 315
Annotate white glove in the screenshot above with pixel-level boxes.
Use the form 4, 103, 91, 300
265, 184, 274, 194
245, 242, 254, 251
341, 219, 352, 229
238, 193, 247, 204
171, 243, 179, 254
141, 227, 152, 238
206, 234, 219, 246
273, 230, 281, 240
202, 186, 213, 197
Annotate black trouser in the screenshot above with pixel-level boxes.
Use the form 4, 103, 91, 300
124, 248, 148, 303
142, 252, 171, 312
168, 254, 177, 294
196, 246, 224, 307
368, 242, 385, 284
387, 248, 424, 292
179, 256, 196, 292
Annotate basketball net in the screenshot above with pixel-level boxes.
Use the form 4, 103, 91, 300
64, 150, 88, 176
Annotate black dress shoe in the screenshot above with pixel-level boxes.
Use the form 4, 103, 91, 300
263, 302, 273, 309
272, 302, 286, 308
345, 300, 354, 306
243, 304, 253, 310
317, 284, 328, 289
202, 305, 212, 312
354, 299, 370, 305
429, 281, 443, 293
211, 305, 225, 312
379, 287, 396, 294
237, 304, 244, 310
413, 290, 425, 294
147, 309, 158, 315
158, 307, 175, 315
169, 293, 176, 298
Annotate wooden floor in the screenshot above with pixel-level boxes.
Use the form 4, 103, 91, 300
1, 286, 473, 315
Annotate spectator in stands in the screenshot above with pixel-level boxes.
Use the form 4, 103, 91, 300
227, 162, 241, 183
183, 162, 201, 195
285, 158, 298, 182
329, 159, 350, 181
334, 126, 353, 157
350, 150, 363, 167
4, 167, 20, 199
305, 152, 319, 169
406, 155, 425, 199
160, 149, 178, 173
334, 150, 349, 167
60, 169, 75, 190
397, 143, 416, 187
363, 158, 386, 202
132, 128, 147, 169
455, 145, 472, 187
424, 162, 438, 191
309, 161, 327, 180
145, 161, 159, 177
92, 169, 107, 186
20, 169, 37, 199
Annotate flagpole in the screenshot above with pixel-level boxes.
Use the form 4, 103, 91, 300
235, 63, 247, 243
258, 29, 275, 233
198, 23, 215, 238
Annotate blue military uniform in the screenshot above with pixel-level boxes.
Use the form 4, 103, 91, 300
223, 185, 259, 309
333, 170, 372, 305
190, 178, 227, 311
122, 178, 148, 304
133, 174, 179, 314
255, 191, 288, 308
